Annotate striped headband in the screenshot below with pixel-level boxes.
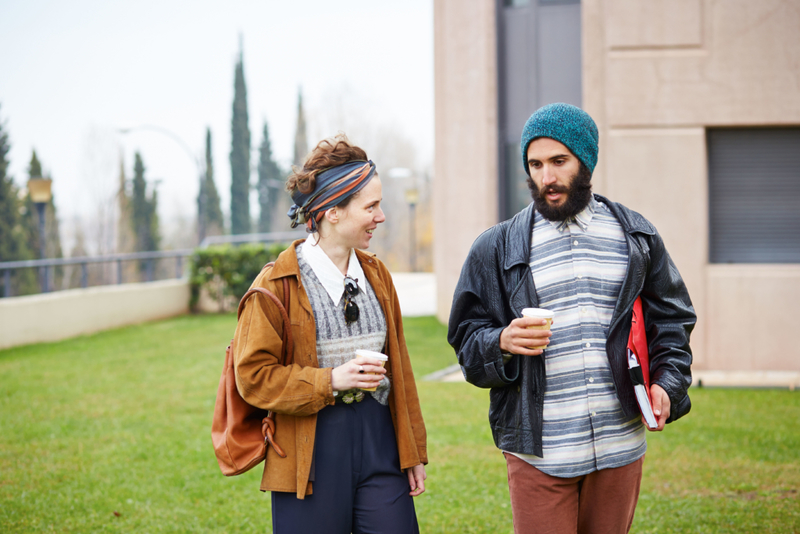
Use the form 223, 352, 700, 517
287, 160, 377, 233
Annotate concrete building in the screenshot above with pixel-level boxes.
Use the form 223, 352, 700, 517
433, 0, 800, 379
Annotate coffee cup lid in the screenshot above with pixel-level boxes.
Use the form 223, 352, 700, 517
356, 349, 388, 361
521, 308, 554, 319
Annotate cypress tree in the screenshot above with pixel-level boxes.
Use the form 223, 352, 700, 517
22, 151, 43, 256
131, 152, 148, 252
115, 156, 138, 285
229, 47, 251, 235
130, 152, 160, 254
0, 106, 37, 295
117, 156, 135, 253
148, 189, 160, 251
293, 89, 308, 167
257, 121, 282, 233
258, 88, 309, 232
28, 149, 43, 177
198, 127, 224, 240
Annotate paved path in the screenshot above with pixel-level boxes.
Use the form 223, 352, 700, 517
390, 272, 437, 317
422, 363, 800, 389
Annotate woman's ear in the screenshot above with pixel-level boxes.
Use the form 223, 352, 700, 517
325, 207, 338, 224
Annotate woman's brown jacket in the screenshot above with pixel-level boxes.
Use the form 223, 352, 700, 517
232, 240, 428, 499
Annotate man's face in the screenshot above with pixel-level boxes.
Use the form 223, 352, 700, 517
526, 137, 592, 221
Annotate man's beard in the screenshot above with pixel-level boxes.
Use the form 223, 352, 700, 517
527, 164, 593, 221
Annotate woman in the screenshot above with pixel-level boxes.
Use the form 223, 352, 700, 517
232, 135, 428, 534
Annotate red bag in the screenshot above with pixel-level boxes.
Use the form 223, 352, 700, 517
212, 273, 293, 476
627, 296, 651, 401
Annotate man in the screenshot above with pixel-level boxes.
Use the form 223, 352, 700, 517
448, 103, 695, 534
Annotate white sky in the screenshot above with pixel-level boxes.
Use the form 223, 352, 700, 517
0, 0, 434, 243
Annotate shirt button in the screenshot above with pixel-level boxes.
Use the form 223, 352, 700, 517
582, 307, 588, 314
589, 377, 594, 383
573, 240, 579, 246
585, 343, 591, 348
591, 411, 596, 417
577, 274, 583, 279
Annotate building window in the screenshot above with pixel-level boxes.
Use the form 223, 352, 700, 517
708, 127, 800, 263
497, 0, 582, 220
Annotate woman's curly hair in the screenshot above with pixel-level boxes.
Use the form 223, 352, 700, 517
285, 134, 368, 195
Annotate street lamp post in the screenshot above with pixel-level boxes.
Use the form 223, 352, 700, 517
28, 177, 53, 292
389, 167, 421, 273
404, 188, 419, 273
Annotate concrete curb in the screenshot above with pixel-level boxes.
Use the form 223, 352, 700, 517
694, 370, 799, 390
422, 363, 462, 382
421, 365, 800, 390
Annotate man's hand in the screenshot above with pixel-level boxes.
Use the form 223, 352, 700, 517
646, 383, 671, 431
499, 317, 553, 356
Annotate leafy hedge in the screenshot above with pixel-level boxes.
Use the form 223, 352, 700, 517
189, 242, 289, 311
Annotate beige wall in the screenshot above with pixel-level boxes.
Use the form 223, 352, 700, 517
601, 0, 800, 127
706, 265, 800, 371
433, 0, 499, 323
434, 0, 800, 372
584, 0, 800, 371
603, 127, 709, 368
0, 280, 190, 350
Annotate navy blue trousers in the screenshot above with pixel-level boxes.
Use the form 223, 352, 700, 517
271, 394, 419, 534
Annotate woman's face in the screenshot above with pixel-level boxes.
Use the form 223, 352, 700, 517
330, 177, 385, 250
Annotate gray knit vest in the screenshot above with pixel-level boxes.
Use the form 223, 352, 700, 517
297, 243, 390, 404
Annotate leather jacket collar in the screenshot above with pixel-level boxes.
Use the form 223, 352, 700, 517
501, 195, 657, 272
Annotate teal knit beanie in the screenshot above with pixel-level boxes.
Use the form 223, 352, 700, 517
520, 103, 599, 176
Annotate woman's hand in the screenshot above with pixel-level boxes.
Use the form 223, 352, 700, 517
406, 464, 427, 496
330, 356, 386, 391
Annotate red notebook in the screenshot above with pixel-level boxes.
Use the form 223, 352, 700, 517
627, 296, 657, 429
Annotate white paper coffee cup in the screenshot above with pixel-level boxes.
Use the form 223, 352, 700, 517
355, 350, 388, 391
521, 308, 554, 350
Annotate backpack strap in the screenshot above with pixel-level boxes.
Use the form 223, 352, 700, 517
234, 261, 294, 457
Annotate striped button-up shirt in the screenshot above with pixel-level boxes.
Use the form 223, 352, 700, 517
509, 197, 646, 477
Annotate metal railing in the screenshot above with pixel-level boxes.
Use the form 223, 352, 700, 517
0, 250, 193, 297
198, 230, 305, 248
0, 230, 306, 298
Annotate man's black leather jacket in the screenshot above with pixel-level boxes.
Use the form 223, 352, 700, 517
447, 195, 695, 457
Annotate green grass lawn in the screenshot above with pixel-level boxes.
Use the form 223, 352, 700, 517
1, 314, 798, 533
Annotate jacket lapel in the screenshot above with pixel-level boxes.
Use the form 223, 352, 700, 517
505, 203, 538, 318
267, 239, 315, 320
596, 195, 654, 334
355, 250, 394, 379
503, 203, 535, 271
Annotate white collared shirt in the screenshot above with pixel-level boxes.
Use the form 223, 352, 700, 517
298, 237, 368, 307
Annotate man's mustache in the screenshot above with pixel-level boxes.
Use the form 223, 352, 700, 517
542, 185, 568, 195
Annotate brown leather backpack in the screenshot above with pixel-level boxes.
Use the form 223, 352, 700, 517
212, 269, 292, 476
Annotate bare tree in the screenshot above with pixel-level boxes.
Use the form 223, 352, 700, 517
75, 126, 125, 283
308, 84, 433, 272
